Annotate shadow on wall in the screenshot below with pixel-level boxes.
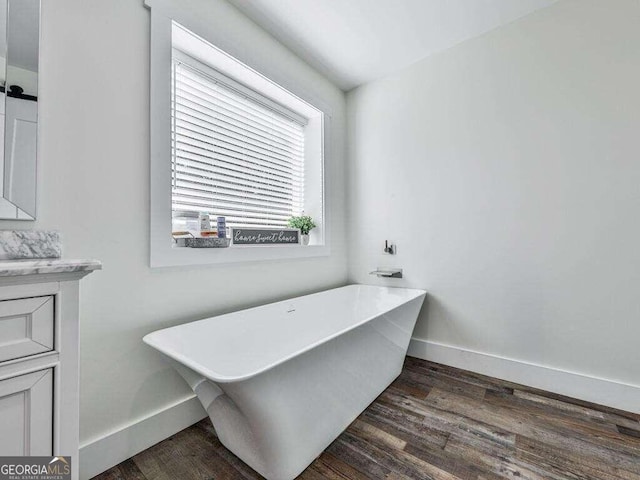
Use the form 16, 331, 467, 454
415, 294, 479, 348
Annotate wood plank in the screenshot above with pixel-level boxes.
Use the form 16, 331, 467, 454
399, 368, 487, 400
618, 425, 640, 439
515, 434, 640, 480
348, 419, 408, 450
443, 434, 547, 480
133, 424, 251, 480
380, 388, 516, 448
296, 466, 329, 480
404, 357, 516, 396
91, 459, 147, 480
308, 452, 372, 480
512, 388, 640, 433
362, 401, 450, 449
488, 389, 621, 434
404, 357, 517, 390
401, 441, 493, 480
483, 390, 640, 457
390, 375, 432, 399
326, 435, 393, 478
336, 430, 455, 480
425, 388, 640, 476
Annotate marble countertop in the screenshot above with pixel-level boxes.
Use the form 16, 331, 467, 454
0, 258, 102, 277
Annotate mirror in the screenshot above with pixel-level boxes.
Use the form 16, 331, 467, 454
0, 0, 39, 220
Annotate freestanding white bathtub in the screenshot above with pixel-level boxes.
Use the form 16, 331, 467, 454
143, 284, 426, 480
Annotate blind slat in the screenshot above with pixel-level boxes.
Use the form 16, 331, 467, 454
174, 155, 302, 193
174, 101, 304, 156
175, 114, 303, 160
174, 146, 303, 182
175, 126, 304, 173
174, 178, 302, 207
176, 67, 305, 137
175, 85, 305, 145
174, 106, 304, 163
173, 197, 294, 222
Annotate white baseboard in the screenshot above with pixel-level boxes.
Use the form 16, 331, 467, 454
408, 338, 640, 415
79, 395, 207, 480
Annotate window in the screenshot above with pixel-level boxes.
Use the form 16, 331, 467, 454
171, 55, 307, 228
149, 19, 328, 267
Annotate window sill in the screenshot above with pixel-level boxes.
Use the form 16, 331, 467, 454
150, 243, 330, 268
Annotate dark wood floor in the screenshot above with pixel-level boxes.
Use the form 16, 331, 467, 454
94, 357, 640, 480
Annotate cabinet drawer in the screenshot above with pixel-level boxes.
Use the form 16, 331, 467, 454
0, 296, 54, 362
0, 369, 53, 455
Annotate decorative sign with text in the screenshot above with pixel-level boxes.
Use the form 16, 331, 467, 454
231, 228, 300, 245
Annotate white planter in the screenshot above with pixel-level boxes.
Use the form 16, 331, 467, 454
301, 234, 310, 246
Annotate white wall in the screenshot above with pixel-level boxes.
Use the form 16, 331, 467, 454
348, 0, 640, 392
0, 0, 347, 462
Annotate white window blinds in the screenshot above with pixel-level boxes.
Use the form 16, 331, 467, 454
171, 58, 306, 228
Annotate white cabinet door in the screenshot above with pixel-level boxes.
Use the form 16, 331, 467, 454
0, 369, 53, 455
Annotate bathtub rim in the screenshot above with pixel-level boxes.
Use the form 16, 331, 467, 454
143, 284, 426, 384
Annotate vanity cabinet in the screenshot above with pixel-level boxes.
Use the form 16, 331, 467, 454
0, 260, 100, 480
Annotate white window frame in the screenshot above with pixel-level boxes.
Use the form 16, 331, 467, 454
147, 0, 331, 268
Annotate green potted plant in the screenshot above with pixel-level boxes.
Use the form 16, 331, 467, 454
288, 215, 316, 245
